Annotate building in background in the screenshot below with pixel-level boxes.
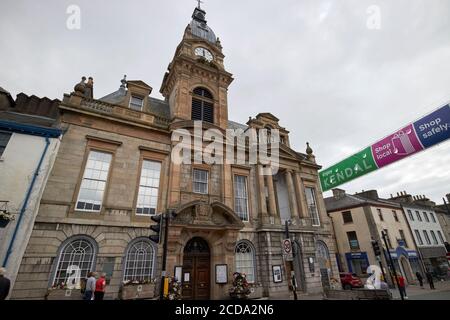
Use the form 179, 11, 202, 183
0, 87, 62, 297
325, 189, 420, 286
9, 6, 339, 300
390, 192, 449, 279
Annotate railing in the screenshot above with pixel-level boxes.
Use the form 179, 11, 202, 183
77, 98, 170, 128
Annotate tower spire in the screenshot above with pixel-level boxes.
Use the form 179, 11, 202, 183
196, 0, 204, 9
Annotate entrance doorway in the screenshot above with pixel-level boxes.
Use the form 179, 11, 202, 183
399, 256, 413, 284
182, 237, 210, 300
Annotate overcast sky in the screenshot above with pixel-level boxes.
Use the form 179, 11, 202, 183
1, 0, 449, 203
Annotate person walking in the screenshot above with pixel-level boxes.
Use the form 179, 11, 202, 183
425, 271, 435, 290
83, 272, 96, 300
415, 272, 424, 288
397, 275, 408, 299
94, 273, 107, 300
0, 268, 11, 300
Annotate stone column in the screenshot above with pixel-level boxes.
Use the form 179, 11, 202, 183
294, 172, 307, 218
257, 165, 268, 216
285, 170, 299, 218
265, 168, 278, 217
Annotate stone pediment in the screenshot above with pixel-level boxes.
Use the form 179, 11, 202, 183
172, 200, 244, 230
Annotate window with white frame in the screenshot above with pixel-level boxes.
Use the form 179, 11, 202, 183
234, 175, 249, 221
305, 187, 320, 226
123, 239, 155, 282
430, 213, 436, 223
129, 96, 144, 111
416, 211, 422, 221
235, 241, 256, 283
414, 230, 424, 245
407, 210, 414, 221
423, 230, 431, 245
430, 230, 438, 245
437, 230, 445, 244
136, 160, 161, 215
193, 169, 208, 194
0, 131, 12, 157
76, 150, 112, 211
53, 237, 96, 287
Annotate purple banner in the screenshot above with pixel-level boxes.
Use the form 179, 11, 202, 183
371, 124, 424, 168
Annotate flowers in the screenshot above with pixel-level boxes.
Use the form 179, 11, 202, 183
0, 211, 14, 221
122, 278, 155, 286
229, 272, 251, 299
166, 276, 181, 300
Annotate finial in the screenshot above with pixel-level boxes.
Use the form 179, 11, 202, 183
120, 75, 127, 89
196, 0, 204, 9
73, 76, 87, 95
306, 142, 313, 155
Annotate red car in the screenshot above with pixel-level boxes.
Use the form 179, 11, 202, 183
340, 272, 364, 290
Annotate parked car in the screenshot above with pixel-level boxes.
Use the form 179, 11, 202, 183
339, 272, 364, 290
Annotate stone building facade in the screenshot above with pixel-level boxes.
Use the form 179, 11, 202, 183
325, 189, 420, 286
10, 6, 339, 300
389, 192, 449, 278
0, 88, 62, 298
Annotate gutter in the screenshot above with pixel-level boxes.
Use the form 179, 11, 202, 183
2, 136, 51, 267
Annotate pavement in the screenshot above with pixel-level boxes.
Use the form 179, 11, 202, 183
391, 280, 450, 300
263, 280, 450, 300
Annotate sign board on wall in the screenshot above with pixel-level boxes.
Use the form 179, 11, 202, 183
320, 104, 450, 191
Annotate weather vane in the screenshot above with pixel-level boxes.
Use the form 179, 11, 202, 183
196, 0, 204, 9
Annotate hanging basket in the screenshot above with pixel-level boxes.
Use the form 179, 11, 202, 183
0, 217, 11, 228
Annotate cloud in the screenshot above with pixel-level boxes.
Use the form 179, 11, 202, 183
0, 0, 449, 202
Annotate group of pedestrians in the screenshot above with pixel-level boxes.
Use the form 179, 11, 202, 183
415, 270, 436, 290
83, 272, 107, 301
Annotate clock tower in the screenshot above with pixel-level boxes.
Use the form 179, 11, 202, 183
160, 6, 233, 130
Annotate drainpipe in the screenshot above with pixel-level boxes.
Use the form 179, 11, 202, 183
2, 137, 51, 268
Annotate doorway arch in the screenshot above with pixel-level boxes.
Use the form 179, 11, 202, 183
182, 237, 211, 300
399, 255, 414, 284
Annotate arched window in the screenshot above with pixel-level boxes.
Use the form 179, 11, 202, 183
53, 236, 96, 287
315, 240, 331, 271
191, 87, 214, 123
123, 239, 156, 282
235, 240, 256, 283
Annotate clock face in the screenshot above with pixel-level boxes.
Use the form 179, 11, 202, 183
195, 47, 213, 62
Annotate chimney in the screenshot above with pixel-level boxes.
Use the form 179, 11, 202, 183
332, 188, 346, 200
355, 190, 379, 200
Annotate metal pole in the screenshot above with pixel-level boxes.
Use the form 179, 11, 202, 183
377, 256, 387, 285
381, 231, 404, 300
159, 211, 170, 300
285, 221, 298, 300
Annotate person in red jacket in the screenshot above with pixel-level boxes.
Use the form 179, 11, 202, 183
397, 275, 408, 299
94, 273, 107, 300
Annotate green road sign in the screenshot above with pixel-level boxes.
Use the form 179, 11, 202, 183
319, 146, 378, 192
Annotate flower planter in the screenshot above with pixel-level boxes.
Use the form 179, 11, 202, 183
119, 283, 156, 300
0, 217, 10, 228
45, 289, 83, 300
248, 286, 263, 299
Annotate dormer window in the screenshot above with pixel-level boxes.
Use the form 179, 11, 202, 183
129, 95, 144, 111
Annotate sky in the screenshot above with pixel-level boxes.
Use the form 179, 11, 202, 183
1, 0, 449, 203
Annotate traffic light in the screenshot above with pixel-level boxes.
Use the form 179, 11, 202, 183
371, 239, 381, 256
149, 214, 163, 243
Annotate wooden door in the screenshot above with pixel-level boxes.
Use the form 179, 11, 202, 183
182, 237, 210, 300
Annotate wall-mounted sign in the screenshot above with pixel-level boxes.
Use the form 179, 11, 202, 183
215, 264, 228, 284
319, 104, 450, 191
272, 265, 282, 283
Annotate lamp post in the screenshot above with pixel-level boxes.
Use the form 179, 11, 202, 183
285, 220, 298, 300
